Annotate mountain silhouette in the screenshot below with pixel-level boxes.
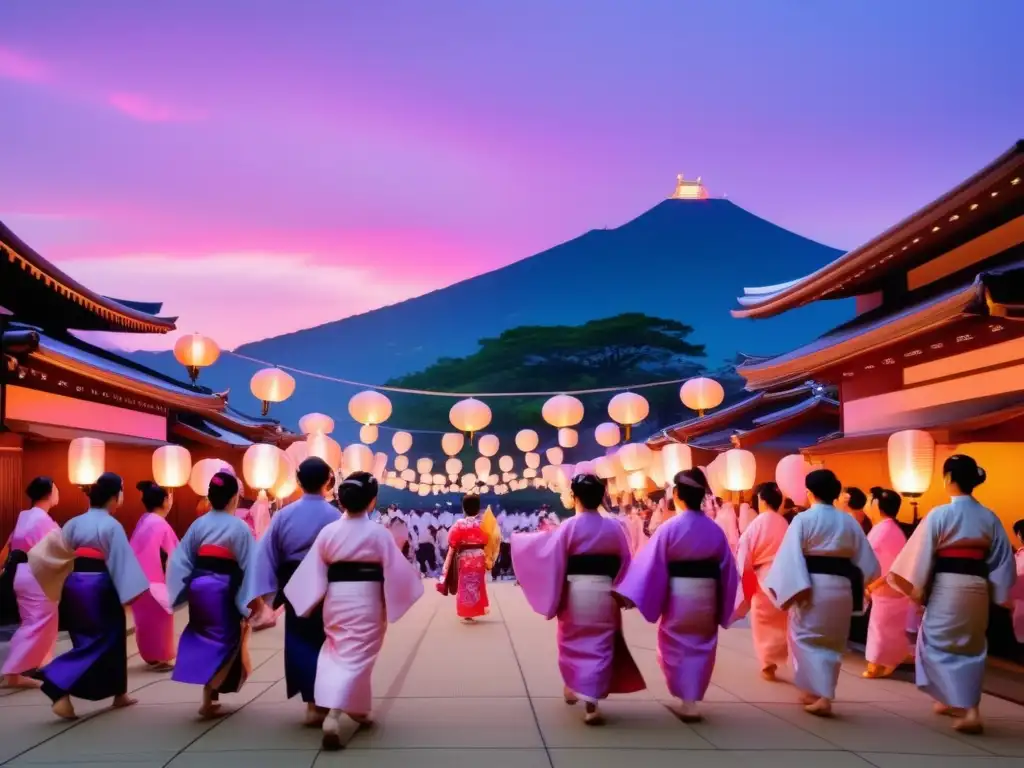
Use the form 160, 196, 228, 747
131, 198, 849, 436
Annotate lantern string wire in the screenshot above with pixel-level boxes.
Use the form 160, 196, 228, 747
228, 351, 695, 398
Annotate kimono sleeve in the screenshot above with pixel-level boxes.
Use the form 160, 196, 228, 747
851, 517, 881, 585
762, 514, 812, 610
166, 524, 199, 608
512, 524, 571, 620
380, 528, 424, 623
27, 529, 76, 603
614, 522, 670, 623
283, 526, 329, 618
717, 538, 740, 628
887, 511, 940, 602
251, 513, 284, 599
100, 518, 150, 604
231, 521, 260, 616
161, 519, 181, 557
986, 520, 1017, 606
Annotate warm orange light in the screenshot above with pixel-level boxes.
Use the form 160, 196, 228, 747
660, 443, 693, 481
542, 395, 585, 429
68, 437, 105, 487
515, 429, 539, 452
173, 333, 220, 384
608, 392, 649, 439
243, 444, 283, 491
441, 432, 465, 456
558, 427, 578, 448
391, 431, 413, 454
477, 434, 500, 458
722, 448, 757, 492
348, 390, 393, 426
617, 443, 652, 473
887, 430, 935, 496
307, 433, 342, 469
152, 445, 192, 489
594, 422, 621, 448
449, 398, 492, 439
680, 377, 725, 416
250, 367, 296, 415
299, 412, 334, 436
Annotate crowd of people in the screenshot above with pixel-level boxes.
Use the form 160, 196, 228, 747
0, 452, 1022, 747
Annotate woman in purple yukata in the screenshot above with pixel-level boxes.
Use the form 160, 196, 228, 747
129, 481, 180, 671
512, 473, 645, 725
29, 473, 150, 720
167, 472, 261, 718
616, 468, 738, 723
284, 472, 423, 751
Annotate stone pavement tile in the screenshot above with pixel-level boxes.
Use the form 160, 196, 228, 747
759, 702, 992, 757
0, 704, 97, 763
169, 748, 319, 767
131, 679, 272, 706
246, 650, 285, 682
531, 696, 712, 750
872, 699, 1024, 758
247, 623, 285, 650
6, 759, 168, 767
348, 696, 543, 749
859, 756, 1024, 768
688, 701, 836, 750
313, 748, 552, 768
549, 749, 877, 768
183, 702, 340, 752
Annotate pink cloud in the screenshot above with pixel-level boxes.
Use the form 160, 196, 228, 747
0, 45, 50, 83
106, 91, 205, 123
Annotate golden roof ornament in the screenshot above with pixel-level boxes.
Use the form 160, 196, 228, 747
670, 173, 709, 200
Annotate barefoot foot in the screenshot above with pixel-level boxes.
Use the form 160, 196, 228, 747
197, 702, 226, 719
321, 710, 344, 751
674, 700, 703, 723
52, 696, 78, 720
798, 691, 817, 705
583, 702, 604, 726
933, 702, 964, 718
761, 664, 777, 682
953, 707, 983, 734
3, 674, 42, 689
804, 697, 833, 717
304, 704, 328, 727
112, 694, 138, 709
563, 686, 579, 706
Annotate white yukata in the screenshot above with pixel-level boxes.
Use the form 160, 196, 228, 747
887, 495, 1016, 709
763, 503, 880, 700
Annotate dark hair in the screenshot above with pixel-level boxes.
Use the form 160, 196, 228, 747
136, 480, 169, 512
207, 471, 240, 510
1014, 519, 1024, 541
88, 472, 123, 508
297, 457, 332, 494
462, 494, 481, 516
337, 471, 378, 513
674, 468, 709, 511
26, 476, 55, 504
570, 473, 606, 510
844, 486, 867, 511
755, 481, 783, 512
869, 486, 901, 519
805, 468, 842, 505
943, 454, 987, 494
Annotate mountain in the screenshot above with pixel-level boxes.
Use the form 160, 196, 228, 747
132, 198, 850, 437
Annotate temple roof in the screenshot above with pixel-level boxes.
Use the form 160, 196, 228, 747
0, 220, 177, 334
733, 141, 1024, 319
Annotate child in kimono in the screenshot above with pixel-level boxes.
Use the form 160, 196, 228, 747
440, 496, 492, 621
167, 472, 261, 718
129, 481, 180, 671
31, 473, 150, 720
284, 471, 423, 750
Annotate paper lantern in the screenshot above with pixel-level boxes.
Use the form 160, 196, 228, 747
525, 452, 541, 469
704, 460, 726, 498
574, 459, 596, 476
344, 443, 374, 473
173, 333, 220, 384
608, 392, 649, 439
627, 470, 648, 491
594, 456, 616, 479
416, 457, 434, 474
498, 455, 514, 473
432, 473, 446, 485
462, 473, 478, 487
617, 443, 652, 473
372, 452, 388, 482
418, 485, 430, 497
660, 443, 693, 483
392, 431, 413, 454
189, 458, 232, 496
523, 467, 537, 478
298, 412, 334, 436
477, 434, 499, 457
648, 460, 666, 488
488, 473, 499, 485
449, 398, 492, 439
441, 432, 465, 457
152, 445, 192, 489
359, 424, 379, 444
515, 429, 539, 452
285, 440, 309, 467
243, 444, 282, 491
475, 457, 492, 478
307, 433, 342, 469
558, 428, 579, 448
68, 437, 105, 486
394, 454, 409, 472
446, 457, 463, 475
888, 430, 935, 496
546, 446, 564, 465
594, 422, 621, 449
722, 448, 756, 492
250, 367, 296, 416
680, 377, 725, 416
775, 454, 811, 503
409, 482, 420, 492
348, 390, 392, 426
542, 394, 584, 428
271, 453, 297, 500
401, 469, 416, 482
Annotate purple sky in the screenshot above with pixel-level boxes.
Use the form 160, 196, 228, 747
2, 1, 1021, 349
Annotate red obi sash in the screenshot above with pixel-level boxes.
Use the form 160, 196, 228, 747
198, 544, 235, 561
937, 547, 986, 560
75, 547, 104, 559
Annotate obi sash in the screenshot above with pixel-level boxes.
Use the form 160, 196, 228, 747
934, 547, 988, 578
566, 554, 621, 578
73, 547, 108, 573
195, 545, 242, 578
668, 558, 719, 579
805, 555, 864, 613
327, 561, 384, 583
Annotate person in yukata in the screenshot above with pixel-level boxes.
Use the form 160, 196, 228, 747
1, 477, 61, 689
617, 468, 736, 723
1012, 520, 1024, 646
167, 471, 261, 718
129, 481, 180, 671
30, 472, 149, 720
887, 454, 1016, 734
252, 457, 339, 725
415, 526, 439, 577
734, 481, 789, 682
862, 487, 912, 679
284, 471, 423, 751
763, 468, 880, 718
712, 500, 741, 557
439, 495, 491, 622
840, 486, 872, 536
514, 473, 645, 725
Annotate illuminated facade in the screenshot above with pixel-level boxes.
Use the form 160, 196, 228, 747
669, 174, 710, 200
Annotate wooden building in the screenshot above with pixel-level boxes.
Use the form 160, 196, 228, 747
0, 220, 295, 539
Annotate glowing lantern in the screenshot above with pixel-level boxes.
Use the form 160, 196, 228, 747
307, 433, 342, 469
173, 333, 220, 385
188, 458, 232, 496
348, 390, 393, 427
561, 492, 573, 510
523, 467, 537, 478
594, 422, 621, 449
525, 452, 541, 469
392, 431, 413, 454
359, 424, 379, 444
775, 454, 811, 503
477, 434, 500, 458
542, 394, 584, 428
617, 443, 652, 473
409, 482, 419, 492
394, 454, 409, 472
498, 455, 514, 473
416, 457, 434, 474
722, 448, 756, 492
441, 432, 465, 457
446, 457, 463, 475
515, 429, 539, 452
401, 469, 416, 482
152, 445, 192, 489
594, 456, 616, 479
344, 443, 373, 473
888, 430, 935, 497
704, 459, 726, 498
68, 437, 105, 487
432, 473, 445, 485
372, 452, 388, 482
574, 459, 595, 476
462, 473, 477, 487
648, 460, 666, 488
608, 392, 649, 440
660, 443, 693, 483
285, 440, 309, 468
627, 470, 648, 491
299, 412, 334, 436
680, 377, 724, 417
558, 428, 579, 448
475, 457, 492, 478
271, 453, 297, 500
449, 398, 491, 441
243, 444, 283, 491
250, 367, 296, 416
546, 447, 564, 465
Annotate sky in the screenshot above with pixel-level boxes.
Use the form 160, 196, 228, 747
2, 1, 1022, 350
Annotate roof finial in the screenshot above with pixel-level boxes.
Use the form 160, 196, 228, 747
670, 173, 709, 200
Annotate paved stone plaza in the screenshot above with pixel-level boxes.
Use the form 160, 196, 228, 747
2, 583, 1024, 767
